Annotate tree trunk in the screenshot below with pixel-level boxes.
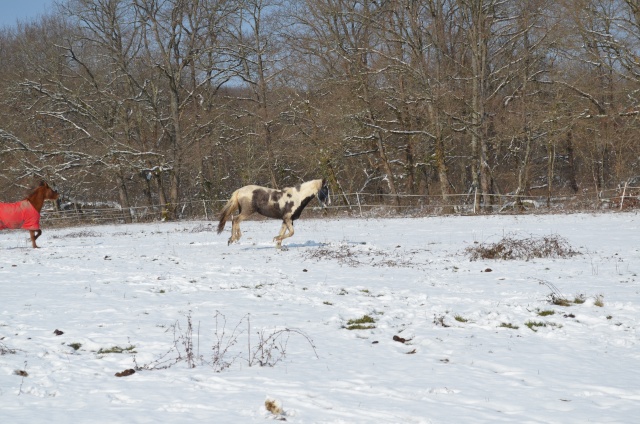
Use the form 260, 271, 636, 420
515, 131, 532, 209
115, 172, 132, 224
428, 103, 453, 213
168, 85, 181, 219
566, 130, 579, 193
547, 140, 555, 207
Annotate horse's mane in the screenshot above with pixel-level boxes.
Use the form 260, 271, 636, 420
25, 181, 48, 199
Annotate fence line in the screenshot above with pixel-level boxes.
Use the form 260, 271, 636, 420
39, 187, 637, 229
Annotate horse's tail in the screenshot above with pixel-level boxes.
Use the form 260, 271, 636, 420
217, 191, 239, 234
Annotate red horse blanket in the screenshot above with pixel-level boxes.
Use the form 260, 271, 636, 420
0, 200, 41, 230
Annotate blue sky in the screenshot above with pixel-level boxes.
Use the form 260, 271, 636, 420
0, 0, 57, 28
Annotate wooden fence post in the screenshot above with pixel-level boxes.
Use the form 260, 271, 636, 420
620, 182, 628, 210
473, 188, 478, 214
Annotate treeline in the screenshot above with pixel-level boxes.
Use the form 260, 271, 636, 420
1, 0, 640, 215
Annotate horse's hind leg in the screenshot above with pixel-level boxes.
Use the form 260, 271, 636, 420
229, 215, 244, 245
30, 229, 42, 248
234, 224, 242, 241
229, 216, 239, 244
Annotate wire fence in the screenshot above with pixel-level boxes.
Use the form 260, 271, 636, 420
38, 186, 639, 229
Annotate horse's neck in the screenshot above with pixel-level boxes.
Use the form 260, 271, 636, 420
298, 180, 320, 197
27, 191, 45, 212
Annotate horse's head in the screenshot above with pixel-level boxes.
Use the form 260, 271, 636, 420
25, 181, 60, 212
316, 179, 330, 207
39, 181, 60, 201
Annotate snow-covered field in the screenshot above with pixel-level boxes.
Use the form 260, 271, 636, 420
1, 213, 639, 423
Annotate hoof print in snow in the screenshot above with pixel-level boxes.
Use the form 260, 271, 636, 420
115, 369, 135, 377
14, 370, 28, 377
53, 329, 64, 336
405, 349, 417, 354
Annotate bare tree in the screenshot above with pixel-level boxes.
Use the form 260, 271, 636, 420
133, 0, 237, 216
287, 0, 402, 204
372, 0, 460, 210
499, 1, 556, 207
228, 0, 283, 188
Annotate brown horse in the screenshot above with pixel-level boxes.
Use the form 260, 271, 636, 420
0, 181, 59, 248
217, 179, 330, 247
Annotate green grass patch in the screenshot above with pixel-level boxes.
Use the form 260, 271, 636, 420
537, 309, 555, 316
97, 345, 137, 354
525, 321, 547, 332
454, 315, 468, 323
68, 343, 82, 351
345, 315, 376, 330
346, 324, 376, 330
499, 322, 519, 330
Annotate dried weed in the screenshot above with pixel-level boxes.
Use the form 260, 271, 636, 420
466, 234, 578, 261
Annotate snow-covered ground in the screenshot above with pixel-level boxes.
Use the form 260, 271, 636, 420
1, 213, 639, 423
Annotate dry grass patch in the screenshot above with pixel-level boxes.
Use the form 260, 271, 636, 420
466, 234, 578, 261
51, 230, 102, 239
304, 243, 427, 268
1, 341, 17, 355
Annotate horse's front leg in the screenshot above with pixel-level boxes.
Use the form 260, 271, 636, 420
273, 220, 294, 247
281, 221, 294, 241
29, 229, 42, 248
273, 222, 288, 247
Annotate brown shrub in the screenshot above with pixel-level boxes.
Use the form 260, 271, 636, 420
465, 234, 578, 261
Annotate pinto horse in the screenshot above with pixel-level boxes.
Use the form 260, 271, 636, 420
217, 179, 330, 247
0, 181, 59, 248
